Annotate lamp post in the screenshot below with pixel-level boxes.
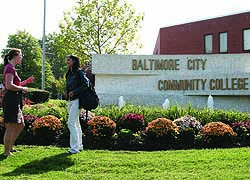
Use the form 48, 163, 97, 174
42, 0, 46, 90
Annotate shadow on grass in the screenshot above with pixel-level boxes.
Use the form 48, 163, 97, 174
2, 153, 74, 177
0, 155, 7, 161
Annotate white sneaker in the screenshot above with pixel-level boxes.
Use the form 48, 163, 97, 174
65, 150, 79, 154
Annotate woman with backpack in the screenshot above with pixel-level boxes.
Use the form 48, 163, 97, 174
64, 55, 88, 154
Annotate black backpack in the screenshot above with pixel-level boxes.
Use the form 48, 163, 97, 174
77, 70, 99, 112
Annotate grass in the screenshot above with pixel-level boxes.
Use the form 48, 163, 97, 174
0, 145, 250, 179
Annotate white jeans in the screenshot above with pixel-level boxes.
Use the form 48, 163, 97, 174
68, 99, 83, 153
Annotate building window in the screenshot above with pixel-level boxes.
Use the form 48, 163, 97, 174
219, 32, 228, 53
204, 34, 213, 54
243, 29, 250, 51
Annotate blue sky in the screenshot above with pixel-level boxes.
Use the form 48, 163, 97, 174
0, 0, 250, 55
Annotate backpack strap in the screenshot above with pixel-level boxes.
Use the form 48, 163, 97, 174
85, 110, 89, 121
76, 69, 81, 87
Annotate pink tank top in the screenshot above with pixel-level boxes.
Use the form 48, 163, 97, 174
3, 63, 21, 89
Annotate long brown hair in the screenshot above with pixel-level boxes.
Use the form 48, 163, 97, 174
65, 55, 81, 78
3, 48, 21, 66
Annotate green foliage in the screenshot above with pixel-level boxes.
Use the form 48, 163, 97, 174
87, 116, 116, 139
93, 104, 163, 123
39, 33, 68, 79
38, 33, 68, 97
44, 61, 55, 91
58, 0, 144, 63
1, 30, 55, 90
231, 121, 250, 144
22, 99, 68, 123
178, 127, 196, 148
93, 104, 250, 125
24, 88, 50, 104
118, 129, 134, 141
43, 99, 68, 108
186, 108, 250, 126
55, 76, 66, 94
199, 122, 236, 147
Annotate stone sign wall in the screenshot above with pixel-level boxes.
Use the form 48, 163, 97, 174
92, 54, 250, 112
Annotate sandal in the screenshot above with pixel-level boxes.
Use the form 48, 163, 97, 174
10, 149, 20, 153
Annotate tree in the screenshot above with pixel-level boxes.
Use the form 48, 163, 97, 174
55, 76, 66, 94
1, 31, 55, 90
39, 33, 68, 79
58, 0, 144, 63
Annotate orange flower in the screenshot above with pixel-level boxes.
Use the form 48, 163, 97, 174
87, 116, 116, 139
32, 115, 62, 135
146, 118, 179, 139
199, 122, 235, 143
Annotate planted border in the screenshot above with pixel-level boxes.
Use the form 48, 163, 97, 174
1, 100, 250, 150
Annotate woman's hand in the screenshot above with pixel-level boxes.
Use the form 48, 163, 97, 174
64, 91, 68, 98
21, 76, 34, 86
26, 76, 34, 84
69, 91, 74, 97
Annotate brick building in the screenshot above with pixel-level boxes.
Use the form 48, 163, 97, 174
153, 11, 250, 55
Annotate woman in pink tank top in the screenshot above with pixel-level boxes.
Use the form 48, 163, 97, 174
2, 48, 34, 157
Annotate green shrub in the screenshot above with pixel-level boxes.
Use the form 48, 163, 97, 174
118, 129, 134, 141
178, 126, 196, 148
32, 115, 62, 145
93, 104, 250, 125
24, 88, 50, 104
93, 104, 163, 124
231, 121, 250, 144
116, 129, 142, 150
44, 99, 67, 108
87, 116, 116, 139
189, 108, 250, 125
118, 113, 144, 132
22, 100, 68, 123
199, 122, 235, 147
146, 118, 179, 142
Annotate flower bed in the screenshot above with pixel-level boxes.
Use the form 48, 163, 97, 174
0, 100, 250, 150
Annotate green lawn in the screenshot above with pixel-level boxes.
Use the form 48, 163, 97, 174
0, 145, 250, 179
